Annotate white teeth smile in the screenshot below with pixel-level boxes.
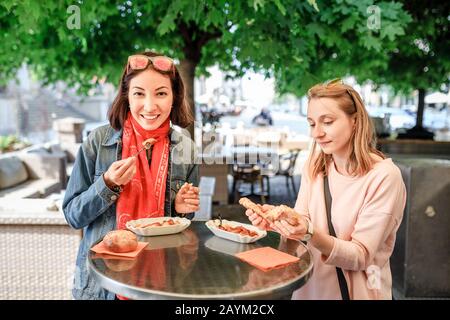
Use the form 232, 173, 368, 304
141, 114, 159, 120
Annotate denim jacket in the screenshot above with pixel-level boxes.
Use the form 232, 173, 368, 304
62, 124, 199, 300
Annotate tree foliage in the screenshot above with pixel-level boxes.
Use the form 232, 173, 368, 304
0, 0, 413, 103
273, 0, 412, 96
360, 0, 450, 94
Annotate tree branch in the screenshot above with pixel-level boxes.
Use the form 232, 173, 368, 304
178, 21, 194, 47
177, 20, 221, 64
197, 28, 222, 48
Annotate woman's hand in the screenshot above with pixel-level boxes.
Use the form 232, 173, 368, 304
103, 157, 137, 189
270, 215, 308, 241
175, 182, 200, 214
245, 204, 275, 231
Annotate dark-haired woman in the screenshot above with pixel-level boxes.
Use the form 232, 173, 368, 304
63, 52, 199, 300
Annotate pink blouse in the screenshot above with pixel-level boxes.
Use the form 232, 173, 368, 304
292, 158, 406, 300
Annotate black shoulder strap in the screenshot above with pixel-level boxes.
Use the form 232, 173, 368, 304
324, 176, 351, 300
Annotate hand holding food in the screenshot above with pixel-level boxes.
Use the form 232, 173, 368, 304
239, 197, 266, 216
266, 205, 301, 226
271, 219, 308, 241
244, 203, 274, 231
103, 157, 137, 189
175, 182, 200, 214
103, 230, 138, 253
239, 197, 301, 226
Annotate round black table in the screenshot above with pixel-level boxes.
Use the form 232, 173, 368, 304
88, 221, 313, 299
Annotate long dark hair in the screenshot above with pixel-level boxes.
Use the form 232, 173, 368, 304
108, 51, 193, 130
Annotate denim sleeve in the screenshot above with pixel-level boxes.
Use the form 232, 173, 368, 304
62, 138, 119, 230
170, 152, 200, 220
187, 141, 200, 186
171, 165, 199, 220
184, 163, 199, 220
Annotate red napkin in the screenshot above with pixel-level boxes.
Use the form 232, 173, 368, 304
235, 246, 300, 271
90, 241, 148, 258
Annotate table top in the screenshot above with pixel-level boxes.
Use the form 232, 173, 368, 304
88, 221, 313, 300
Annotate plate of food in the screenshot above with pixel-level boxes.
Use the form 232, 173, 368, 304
126, 217, 191, 236
205, 219, 266, 243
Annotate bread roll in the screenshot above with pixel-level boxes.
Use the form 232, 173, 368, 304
103, 230, 138, 253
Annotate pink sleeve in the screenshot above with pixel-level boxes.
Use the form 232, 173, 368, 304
322, 168, 406, 271
294, 164, 311, 220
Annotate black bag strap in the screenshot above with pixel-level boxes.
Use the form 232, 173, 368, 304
324, 176, 350, 300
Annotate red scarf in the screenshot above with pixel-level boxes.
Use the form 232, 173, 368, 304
116, 112, 170, 230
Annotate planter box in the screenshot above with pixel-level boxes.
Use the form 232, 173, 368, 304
391, 158, 450, 298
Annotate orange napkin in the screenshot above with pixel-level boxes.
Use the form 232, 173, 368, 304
90, 241, 148, 258
235, 246, 300, 271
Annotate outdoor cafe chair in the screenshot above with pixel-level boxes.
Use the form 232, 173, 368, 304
231, 163, 266, 204
260, 149, 300, 198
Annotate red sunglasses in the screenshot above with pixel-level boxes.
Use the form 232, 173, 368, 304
126, 54, 175, 75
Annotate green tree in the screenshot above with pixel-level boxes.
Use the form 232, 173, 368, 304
365, 0, 450, 139
273, 0, 412, 94
0, 0, 411, 136
275, 0, 449, 139
0, 1, 319, 118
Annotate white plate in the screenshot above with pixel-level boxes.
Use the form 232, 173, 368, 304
204, 236, 260, 256
126, 217, 191, 236
205, 219, 267, 244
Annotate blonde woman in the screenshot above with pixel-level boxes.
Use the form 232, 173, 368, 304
245, 80, 406, 300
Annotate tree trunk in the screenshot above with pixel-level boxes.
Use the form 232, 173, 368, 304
416, 88, 425, 128
397, 87, 434, 140
176, 21, 221, 141
178, 58, 197, 139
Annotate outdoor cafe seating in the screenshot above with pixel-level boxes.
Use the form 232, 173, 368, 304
260, 148, 301, 198
231, 163, 266, 204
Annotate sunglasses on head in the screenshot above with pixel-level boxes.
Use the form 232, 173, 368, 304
127, 54, 175, 75
325, 78, 343, 87
325, 78, 358, 107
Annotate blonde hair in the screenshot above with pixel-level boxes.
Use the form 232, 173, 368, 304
306, 81, 385, 180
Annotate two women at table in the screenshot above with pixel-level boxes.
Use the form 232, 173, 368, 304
246, 80, 406, 300
63, 52, 200, 300
64, 48, 405, 300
